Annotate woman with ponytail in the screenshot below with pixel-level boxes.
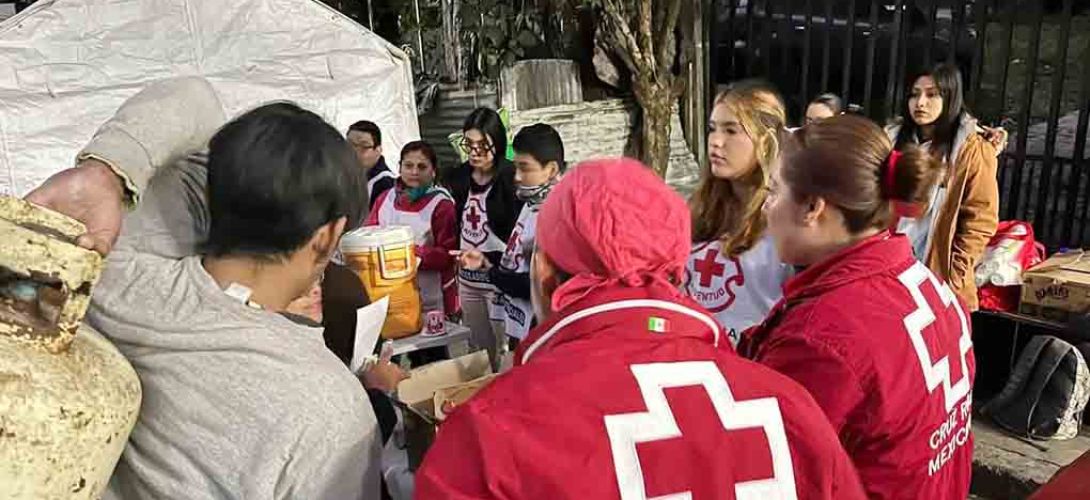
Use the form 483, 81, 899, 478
686, 84, 793, 346
745, 115, 976, 499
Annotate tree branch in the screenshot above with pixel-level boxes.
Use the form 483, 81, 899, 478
664, 42, 689, 100
655, 0, 683, 78
636, 0, 653, 67
600, 0, 648, 79
597, 25, 637, 75
676, 38, 693, 80
670, 71, 687, 100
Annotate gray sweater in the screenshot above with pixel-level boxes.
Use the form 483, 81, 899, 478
83, 77, 380, 499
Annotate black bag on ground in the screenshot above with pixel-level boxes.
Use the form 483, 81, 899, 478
981, 335, 1090, 440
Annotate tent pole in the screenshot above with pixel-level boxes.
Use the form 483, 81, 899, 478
414, 0, 425, 74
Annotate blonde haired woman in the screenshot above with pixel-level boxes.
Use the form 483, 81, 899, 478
686, 84, 792, 346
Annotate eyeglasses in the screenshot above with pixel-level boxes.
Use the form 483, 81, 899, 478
460, 138, 493, 155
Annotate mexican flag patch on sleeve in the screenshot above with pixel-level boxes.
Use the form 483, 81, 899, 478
648, 316, 668, 333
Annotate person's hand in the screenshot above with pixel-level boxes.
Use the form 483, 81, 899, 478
455, 249, 490, 271
285, 281, 323, 323
24, 159, 126, 255
361, 360, 409, 393
981, 125, 1009, 153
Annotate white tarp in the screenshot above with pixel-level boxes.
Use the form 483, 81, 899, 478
0, 0, 418, 196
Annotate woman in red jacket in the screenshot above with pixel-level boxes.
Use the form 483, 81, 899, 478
366, 141, 458, 316
747, 115, 976, 499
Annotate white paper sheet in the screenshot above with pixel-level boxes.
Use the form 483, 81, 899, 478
349, 296, 389, 374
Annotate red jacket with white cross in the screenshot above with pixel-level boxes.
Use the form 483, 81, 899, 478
742, 231, 976, 500
415, 281, 865, 499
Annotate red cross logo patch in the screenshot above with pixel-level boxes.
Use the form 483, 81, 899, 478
685, 243, 745, 313
461, 196, 490, 247
501, 223, 525, 270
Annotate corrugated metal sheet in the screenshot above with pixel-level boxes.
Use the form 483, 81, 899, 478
499, 60, 583, 112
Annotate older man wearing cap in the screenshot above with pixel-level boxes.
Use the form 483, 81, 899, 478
415, 158, 865, 499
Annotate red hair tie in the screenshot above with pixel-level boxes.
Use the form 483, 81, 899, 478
884, 149, 903, 199
885, 149, 917, 219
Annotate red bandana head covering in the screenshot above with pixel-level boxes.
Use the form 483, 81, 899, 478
536, 158, 691, 311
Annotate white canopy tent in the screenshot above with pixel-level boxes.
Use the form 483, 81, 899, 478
0, 0, 418, 196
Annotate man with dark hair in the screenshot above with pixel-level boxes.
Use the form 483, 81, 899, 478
25, 78, 382, 499
512, 123, 565, 171
458, 123, 565, 346
348, 120, 397, 211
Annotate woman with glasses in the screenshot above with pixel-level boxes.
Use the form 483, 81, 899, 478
447, 108, 522, 368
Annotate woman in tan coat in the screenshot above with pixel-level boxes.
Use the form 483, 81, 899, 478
887, 63, 999, 311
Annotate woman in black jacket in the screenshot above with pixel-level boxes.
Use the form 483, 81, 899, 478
446, 108, 522, 368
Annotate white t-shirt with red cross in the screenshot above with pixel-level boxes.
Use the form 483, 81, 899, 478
493, 203, 538, 340
459, 185, 507, 289
684, 235, 792, 347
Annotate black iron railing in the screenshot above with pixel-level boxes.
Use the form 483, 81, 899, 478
712, 0, 1090, 250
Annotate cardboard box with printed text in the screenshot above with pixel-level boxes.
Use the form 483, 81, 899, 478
1020, 250, 1090, 323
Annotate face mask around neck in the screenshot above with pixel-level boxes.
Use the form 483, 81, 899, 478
516, 177, 558, 203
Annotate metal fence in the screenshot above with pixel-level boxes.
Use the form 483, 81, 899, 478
712, 0, 1090, 250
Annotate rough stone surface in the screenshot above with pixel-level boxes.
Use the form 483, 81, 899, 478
0, 324, 142, 500
509, 98, 701, 195
972, 418, 1090, 499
